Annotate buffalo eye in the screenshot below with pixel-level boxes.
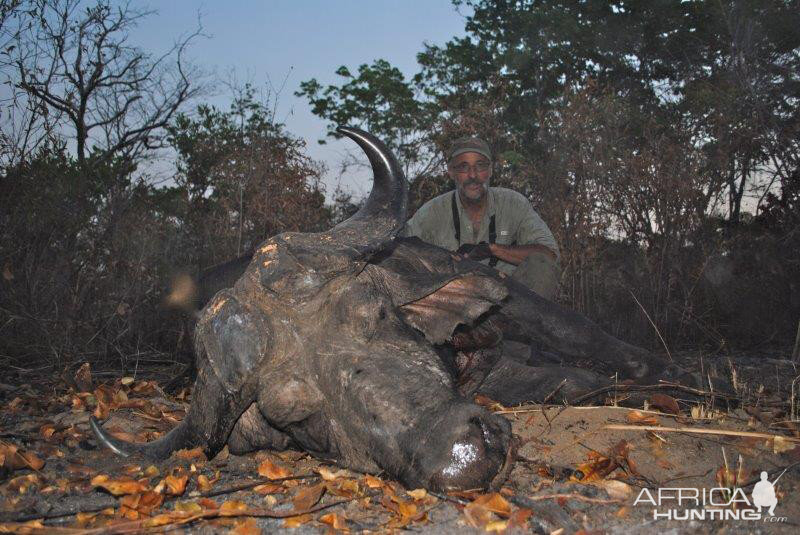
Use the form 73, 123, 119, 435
378, 307, 387, 320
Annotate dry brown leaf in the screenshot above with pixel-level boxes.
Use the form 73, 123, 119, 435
220, 500, 249, 515
253, 483, 283, 495
137, 491, 165, 514
71, 395, 86, 411
317, 466, 349, 481
615, 505, 631, 518
572, 452, 615, 483
0, 443, 44, 471
93, 400, 110, 420
257, 459, 291, 479
113, 388, 129, 404
164, 473, 189, 496
381, 494, 425, 524
39, 424, 57, 440
174, 501, 204, 514
485, 520, 508, 532
328, 478, 359, 497
507, 508, 532, 529
463, 502, 493, 528
472, 493, 511, 516
75, 511, 98, 527
283, 513, 312, 528
293, 483, 326, 511
573, 440, 637, 482
364, 474, 383, 488
144, 465, 160, 478
66, 463, 97, 477
91, 474, 147, 496
6, 474, 40, 494
592, 479, 632, 500
407, 488, 427, 500
231, 517, 262, 535
121, 376, 135, 386
175, 447, 206, 461
122, 464, 143, 475
649, 393, 680, 415
18, 450, 44, 471
626, 410, 659, 426
198, 498, 219, 510
74, 363, 93, 393
773, 436, 795, 454
196, 474, 213, 492
319, 512, 348, 530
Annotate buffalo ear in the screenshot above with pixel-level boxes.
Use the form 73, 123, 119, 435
397, 273, 507, 345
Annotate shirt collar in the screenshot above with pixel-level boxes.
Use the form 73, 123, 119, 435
454, 186, 495, 218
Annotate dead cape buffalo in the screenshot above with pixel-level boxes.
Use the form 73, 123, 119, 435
92, 127, 691, 492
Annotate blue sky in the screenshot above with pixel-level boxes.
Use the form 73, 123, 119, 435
132, 1, 470, 197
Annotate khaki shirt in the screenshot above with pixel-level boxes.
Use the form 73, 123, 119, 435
403, 187, 559, 275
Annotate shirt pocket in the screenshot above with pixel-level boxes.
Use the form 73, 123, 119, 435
494, 229, 515, 245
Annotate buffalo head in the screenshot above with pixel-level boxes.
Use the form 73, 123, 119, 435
92, 127, 515, 491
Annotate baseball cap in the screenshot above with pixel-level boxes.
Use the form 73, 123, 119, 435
447, 136, 492, 162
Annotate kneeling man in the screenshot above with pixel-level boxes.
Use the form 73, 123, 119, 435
404, 136, 560, 300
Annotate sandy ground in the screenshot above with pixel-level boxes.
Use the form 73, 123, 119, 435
1, 352, 799, 533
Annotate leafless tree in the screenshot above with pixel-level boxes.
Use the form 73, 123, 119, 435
1, 0, 206, 164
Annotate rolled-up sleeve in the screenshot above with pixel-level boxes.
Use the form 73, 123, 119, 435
515, 199, 559, 260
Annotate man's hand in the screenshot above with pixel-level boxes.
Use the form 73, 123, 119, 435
455, 242, 493, 261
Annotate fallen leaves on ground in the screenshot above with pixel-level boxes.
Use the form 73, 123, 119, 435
572, 440, 638, 483
257, 459, 291, 479
162, 469, 189, 496
292, 482, 326, 511
461, 492, 533, 532
0, 442, 45, 472
626, 410, 659, 426
648, 393, 681, 415
90, 474, 147, 496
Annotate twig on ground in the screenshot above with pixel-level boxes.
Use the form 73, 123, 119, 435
570, 382, 739, 405
603, 424, 800, 443
197, 473, 318, 498
540, 379, 567, 406
5, 474, 320, 524
1, 497, 355, 535
429, 492, 470, 505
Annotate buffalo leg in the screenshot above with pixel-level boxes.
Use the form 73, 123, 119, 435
478, 357, 610, 406
228, 403, 292, 454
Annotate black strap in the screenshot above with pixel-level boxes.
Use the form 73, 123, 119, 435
451, 193, 460, 243
453, 192, 499, 267
488, 215, 498, 267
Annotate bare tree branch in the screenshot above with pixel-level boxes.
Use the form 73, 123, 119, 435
1, 0, 208, 164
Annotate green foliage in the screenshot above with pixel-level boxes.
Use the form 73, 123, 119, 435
167, 86, 330, 268
297, 0, 800, 349
296, 60, 438, 175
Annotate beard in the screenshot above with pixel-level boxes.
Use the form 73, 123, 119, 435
459, 179, 488, 201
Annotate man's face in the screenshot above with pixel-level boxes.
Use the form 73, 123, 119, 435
449, 152, 492, 203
